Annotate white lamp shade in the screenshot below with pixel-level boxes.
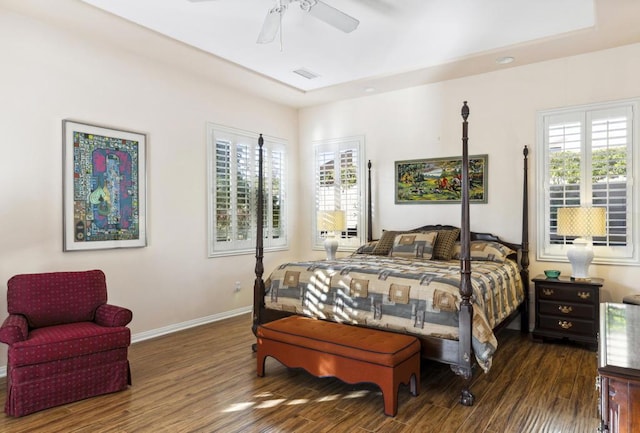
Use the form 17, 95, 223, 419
557, 207, 606, 237
317, 211, 346, 232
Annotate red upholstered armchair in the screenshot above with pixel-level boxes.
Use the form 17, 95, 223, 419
0, 270, 132, 417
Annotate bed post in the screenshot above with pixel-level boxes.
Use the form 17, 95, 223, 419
252, 134, 265, 339
452, 101, 475, 406
367, 160, 373, 242
520, 145, 530, 333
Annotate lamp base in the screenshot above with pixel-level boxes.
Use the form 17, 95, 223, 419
567, 238, 593, 280
324, 234, 339, 260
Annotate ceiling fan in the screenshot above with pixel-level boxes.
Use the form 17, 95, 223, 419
187, 0, 360, 45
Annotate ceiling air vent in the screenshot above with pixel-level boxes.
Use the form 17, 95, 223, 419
293, 68, 320, 80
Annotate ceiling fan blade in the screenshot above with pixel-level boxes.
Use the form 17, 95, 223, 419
308, 1, 359, 33
257, 7, 283, 44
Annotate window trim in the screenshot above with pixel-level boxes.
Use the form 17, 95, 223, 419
536, 98, 640, 266
312, 135, 367, 252
206, 123, 288, 257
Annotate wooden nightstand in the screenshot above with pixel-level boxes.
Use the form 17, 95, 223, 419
531, 274, 603, 350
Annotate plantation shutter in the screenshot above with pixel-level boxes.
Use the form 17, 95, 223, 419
235, 142, 252, 246
215, 140, 232, 244
589, 108, 630, 247
261, 144, 286, 247
208, 124, 288, 256
314, 136, 366, 250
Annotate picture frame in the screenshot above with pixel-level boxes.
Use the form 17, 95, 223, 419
62, 120, 147, 251
395, 154, 488, 204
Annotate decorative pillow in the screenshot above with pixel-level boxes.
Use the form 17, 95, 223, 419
389, 231, 438, 259
452, 240, 516, 263
371, 230, 402, 256
431, 228, 460, 260
353, 241, 378, 255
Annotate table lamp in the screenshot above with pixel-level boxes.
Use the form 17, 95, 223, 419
317, 210, 346, 260
557, 206, 606, 280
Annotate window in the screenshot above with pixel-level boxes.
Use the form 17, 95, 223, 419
207, 124, 287, 257
536, 99, 640, 265
313, 136, 366, 251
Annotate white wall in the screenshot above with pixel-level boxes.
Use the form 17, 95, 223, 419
0, 5, 300, 367
298, 43, 640, 304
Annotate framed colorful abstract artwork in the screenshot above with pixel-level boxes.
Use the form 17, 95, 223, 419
395, 154, 488, 204
62, 120, 147, 251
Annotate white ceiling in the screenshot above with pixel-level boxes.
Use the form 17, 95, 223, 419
83, 0, 595, 91
80, 0, 595, 93
6, 0, 640, 107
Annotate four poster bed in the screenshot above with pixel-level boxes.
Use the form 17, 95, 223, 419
252, 102, 530, 405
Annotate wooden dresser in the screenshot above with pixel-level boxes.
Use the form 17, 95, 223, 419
532, 275, 603, 350
598, 303, 640, 433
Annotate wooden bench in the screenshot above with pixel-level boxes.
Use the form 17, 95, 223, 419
256, 315, 421, 416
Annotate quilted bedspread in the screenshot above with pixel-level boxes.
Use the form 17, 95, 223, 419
264, 255, 524, 372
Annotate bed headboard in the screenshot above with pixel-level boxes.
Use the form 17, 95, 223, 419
409, 224, 521, 253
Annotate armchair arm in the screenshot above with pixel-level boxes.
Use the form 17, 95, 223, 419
0, 314, 29, 345
95, 304, 133, 327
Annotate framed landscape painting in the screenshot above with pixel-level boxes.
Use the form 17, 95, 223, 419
62, 120, 147, 251
395, 154, 488, 204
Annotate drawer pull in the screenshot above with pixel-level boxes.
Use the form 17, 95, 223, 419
542, 288, 554, 296
558, 320, 573, 329
558, 305, 573, 314
577, 291, 591, 300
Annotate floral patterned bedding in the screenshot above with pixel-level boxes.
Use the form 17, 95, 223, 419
264, 255, 524, 372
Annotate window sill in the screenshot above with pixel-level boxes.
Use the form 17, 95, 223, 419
537, 252, 640, 267
208, 245, 289, 258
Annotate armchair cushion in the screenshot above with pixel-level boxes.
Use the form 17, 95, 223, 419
8, 322, 131, 368
0, 314, 29, 345
95, 304, 133, 328
7, 270, 108, 328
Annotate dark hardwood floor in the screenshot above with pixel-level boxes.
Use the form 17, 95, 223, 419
0, 313, 599, 432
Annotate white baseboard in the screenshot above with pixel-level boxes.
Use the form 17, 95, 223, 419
0, 306, 253, 379
130, 305, 252, 344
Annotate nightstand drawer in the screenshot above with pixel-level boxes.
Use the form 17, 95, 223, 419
538, 300, 595, 320
538, 315, 595, 337
537, 284, 597, 304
